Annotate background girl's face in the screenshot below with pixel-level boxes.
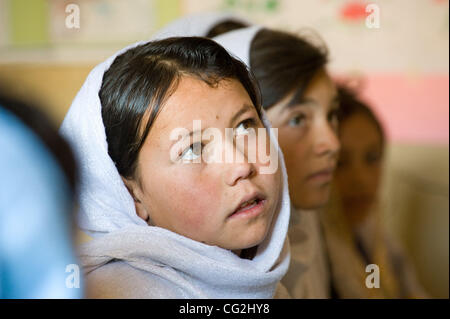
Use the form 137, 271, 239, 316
266, 69, 340, 210
125, 77, 281, 253
335, 113, 384, 226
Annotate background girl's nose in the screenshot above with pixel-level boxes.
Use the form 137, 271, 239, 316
314, 123, 341, 157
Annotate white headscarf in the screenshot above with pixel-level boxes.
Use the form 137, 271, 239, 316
60, 32, 291, 298
153, 12, 250, 39
213, 25, 263, 66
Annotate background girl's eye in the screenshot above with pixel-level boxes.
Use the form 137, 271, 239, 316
366, 150, 382, 165
328, 109, 340, 128
181, 142, 203, 161
288, 114, 306, 127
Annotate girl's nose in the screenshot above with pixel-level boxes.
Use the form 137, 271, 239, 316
350, 163, 371, 191
314, 122, 340, 157
224, 145, 256, 186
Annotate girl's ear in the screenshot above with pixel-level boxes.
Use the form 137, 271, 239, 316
121, 177, 151, 224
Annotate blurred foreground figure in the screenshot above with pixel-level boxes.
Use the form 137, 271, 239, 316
0, 94, 82, 298
321, 85, 428, 298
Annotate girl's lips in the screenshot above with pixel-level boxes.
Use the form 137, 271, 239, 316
306, 167, 335, 184
228, 198, 267, 219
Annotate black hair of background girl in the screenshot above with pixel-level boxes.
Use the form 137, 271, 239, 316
0, 93, 78, 197
100, 36, 262, 181
337, 84, 386, 150
250, 28, 329, 110
206, 19, 249, 38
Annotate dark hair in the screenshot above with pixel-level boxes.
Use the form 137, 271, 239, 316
206, 19, 248, 38
0, 93, 78, 196
337, 84, 385, 148
249, 28, 329, 109
100, 36, 261, 180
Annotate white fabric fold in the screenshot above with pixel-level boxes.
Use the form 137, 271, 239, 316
81, 225, 290, 298
213, 25, 263, 66
153, 12, 250, 40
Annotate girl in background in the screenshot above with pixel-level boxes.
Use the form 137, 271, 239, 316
214, 26, 340, 298
321, 85, 428, 298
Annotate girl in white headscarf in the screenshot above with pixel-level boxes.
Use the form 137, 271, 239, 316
60, 36, 291, 298
214, 26, 340, 298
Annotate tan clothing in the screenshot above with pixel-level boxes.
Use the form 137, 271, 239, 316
320, 204, 429, 298
281, 208, 331, 298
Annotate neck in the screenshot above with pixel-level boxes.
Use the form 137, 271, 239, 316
232, 249, 242, 257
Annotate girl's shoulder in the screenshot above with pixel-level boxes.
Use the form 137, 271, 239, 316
85, 260, 185, 299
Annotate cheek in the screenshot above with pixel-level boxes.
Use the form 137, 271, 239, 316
368, 165, 382, 192
165, 171, 223, 233
179, 183, 218, 227
335, 171, 352, 192
280, 138, 308, 181
259, 165, 282, 201
138, 139, 224, 236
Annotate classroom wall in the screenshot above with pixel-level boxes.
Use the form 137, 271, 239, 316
0, 63, 93, 124
383, 143, 449, 298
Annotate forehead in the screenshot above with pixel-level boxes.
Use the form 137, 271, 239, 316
268, 69, 337, 117
148, 76, 254, 139
294, 69, 337, 104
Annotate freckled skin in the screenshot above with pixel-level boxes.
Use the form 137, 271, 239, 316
125, 77, 281, 252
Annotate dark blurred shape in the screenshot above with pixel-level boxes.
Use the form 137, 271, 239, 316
0, 94, 78, 195
0, 92, 82, 298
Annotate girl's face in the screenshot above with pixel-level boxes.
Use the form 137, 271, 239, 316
124, 77, 281, 253
335, 113, 383, 226
266, 69, 340, 210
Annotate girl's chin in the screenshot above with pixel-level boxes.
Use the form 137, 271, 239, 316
229, 231, 269, 251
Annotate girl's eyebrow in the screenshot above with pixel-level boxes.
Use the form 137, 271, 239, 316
330, 95, 340, 107
179, 103, 253, 138
186, 128, 205, 138
287, 97, 316, 108
170, 103, 255, 148
171, 128, 206, 148
282, 94, 339, 115
229, 103, 254, 127
280, 98, 315, 116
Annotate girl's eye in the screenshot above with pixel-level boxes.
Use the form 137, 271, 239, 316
235, 118, 256, 136
328, 109, 340, 127
288, 114, 306, 127
180, 142, 203, 161
366, 150, 382, 165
